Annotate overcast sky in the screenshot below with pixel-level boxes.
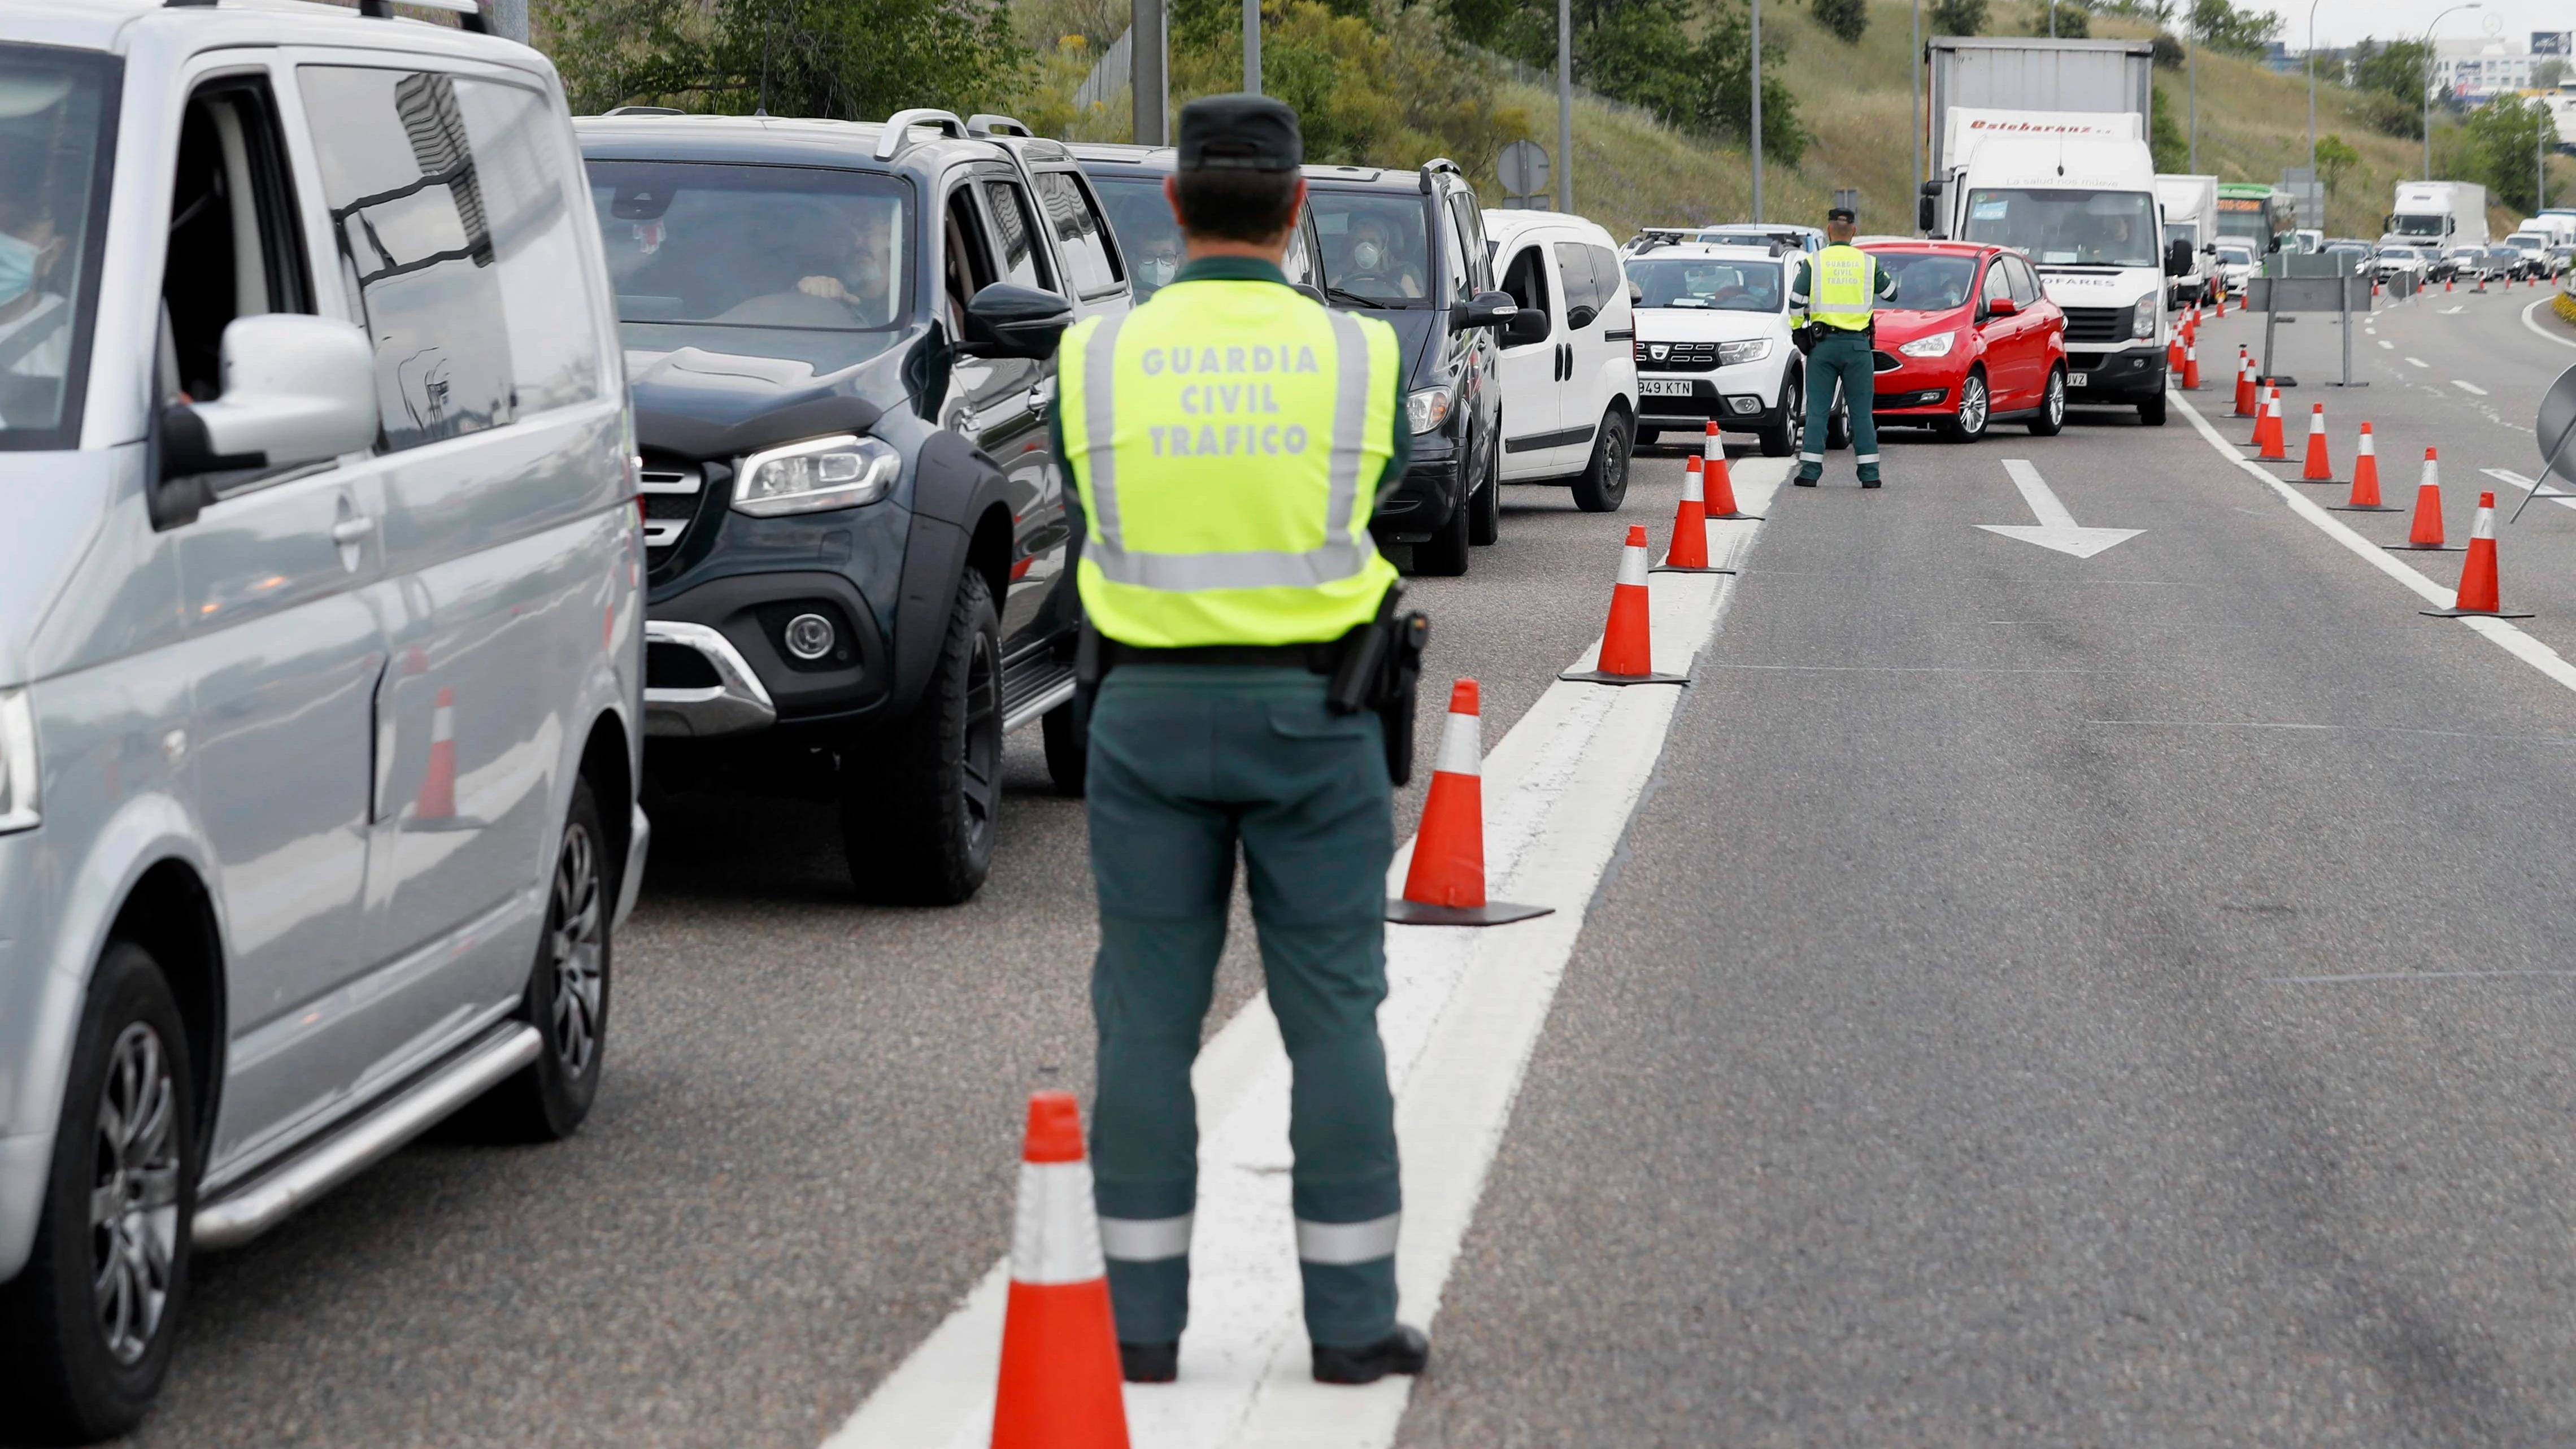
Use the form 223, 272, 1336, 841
2246, 1, 2571, 51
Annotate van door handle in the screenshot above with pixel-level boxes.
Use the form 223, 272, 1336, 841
332, 515, 376, 545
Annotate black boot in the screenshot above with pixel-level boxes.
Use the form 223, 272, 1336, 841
1120, 1341, 1178, 1383
1312, 1323, 1430, 1384
1861, 477, 1882, 489
1792, 473, 1820, 488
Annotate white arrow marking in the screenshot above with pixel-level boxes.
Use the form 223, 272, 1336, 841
1977, 459, 2144, 559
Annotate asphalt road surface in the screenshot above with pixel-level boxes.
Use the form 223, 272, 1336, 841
59, 286, 2576, 1448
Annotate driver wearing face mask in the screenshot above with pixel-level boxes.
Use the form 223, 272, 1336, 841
797, 214, 895, 321
1342, 215, 1423, 298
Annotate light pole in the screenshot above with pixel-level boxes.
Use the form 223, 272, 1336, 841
2305, 0, 2323, 187
1912, 0, 1922, 232
2423, 3, 2481, 182
1243, 0, 1259, 94
1750, 0, 1764, 223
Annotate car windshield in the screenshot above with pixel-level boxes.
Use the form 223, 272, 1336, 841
1087, 172, 1182, 301
1961, 189, 2159, 267
1309, 190, 1432, 306
0, 48, 116, 450
587, 160, 914, 372
1625, 256, 1781, 311
2217, 246, 2253, 265
1873, 253, 1978, 311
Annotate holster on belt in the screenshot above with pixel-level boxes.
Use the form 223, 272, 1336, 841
1327, 585, 1430, 786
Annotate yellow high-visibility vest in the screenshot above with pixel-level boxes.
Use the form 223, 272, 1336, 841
1807, 244, 1878, 331
1059, 280, 1403, 647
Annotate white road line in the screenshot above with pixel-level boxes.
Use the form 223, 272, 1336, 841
2377, 339, 2394, 350
2268, 970, 2576, 984
2454, 379, 2490, 395
2523, 297, 2576, 351
2405, 356, 2429, 368
2442, 306, 2465, 315
2483, 466, 2576, 514
823, 463, 1790, 1449
1977, 459, 2142, 558
2170, 388, 2576, 698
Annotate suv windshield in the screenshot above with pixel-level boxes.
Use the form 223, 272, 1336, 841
1873, 253, 1978, 310
1087, 173, 1182, 300
1626, 256, 1781, 311
0, 48, 116, 449
1309, 190, 1432, 306
1961, 189, 2158, 268
588, 160, 914, 371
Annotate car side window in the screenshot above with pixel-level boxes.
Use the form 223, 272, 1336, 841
1033, 171, 1120, 297
2006, 256, 2041, 308
1447, 193, 1490, 290
1554, 241, 1599, 329
942, 184, 997, 328
981, 177, 1053, 293
1981, 259, 2012, 312
300, 67, 523, 451
1283, 215, 1316, 288
1440, 203, 1472, 304
162, 76, 311, 406
1499, 245, 1551, 342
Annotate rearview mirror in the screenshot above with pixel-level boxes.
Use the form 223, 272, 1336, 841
1450, 289, 1519, 332
960, 282, 1074, 360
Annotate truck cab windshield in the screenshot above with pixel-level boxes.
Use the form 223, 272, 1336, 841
1963, 189, 2157, 268
2386, 214, 2447, 240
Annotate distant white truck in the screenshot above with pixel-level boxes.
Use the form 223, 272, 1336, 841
2522, 214, 2576, 246
2382, 180, 2488, 252
2156, 173, 2218, 305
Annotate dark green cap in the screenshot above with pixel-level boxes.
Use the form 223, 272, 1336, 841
1178, 93, 1302, 173
1826, 206, 1856, 223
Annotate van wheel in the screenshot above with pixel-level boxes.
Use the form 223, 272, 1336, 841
1467, 431, 1502, 545
470, 776, 612, 1141
1569, 411, 1631, 512
1042, 698, 1087, 797
2138, 390, 2168, 427
2027, 367, 2067, 436
844, 568, 1002, 903
1757, 372, 1802, 457
0, 942, 198, 1443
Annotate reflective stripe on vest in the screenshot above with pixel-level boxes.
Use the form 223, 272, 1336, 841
1062, 280, 1402, 647
1809, 245, 1876, 329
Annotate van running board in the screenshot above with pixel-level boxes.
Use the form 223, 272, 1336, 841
1000, 658, 1078, 735
191, 1022, 540, 1251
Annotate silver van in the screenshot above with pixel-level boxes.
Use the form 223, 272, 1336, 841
0, 1, 645, 1437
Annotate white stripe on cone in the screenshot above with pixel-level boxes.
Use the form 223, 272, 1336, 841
2359, 427, 2376, 456
2309, 406, 2326, 436
2472, 497, 2496, 541
1434, 704, 1481, 777
1615, 533, 1650, 588
1681, 465, 1704, 505
1009, 1160, 1106, 1286
1702, 423, 1722, 462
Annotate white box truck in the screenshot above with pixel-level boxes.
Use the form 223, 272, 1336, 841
1920, 38, 2173, 425
2157, 173, 2220, 305
2382, 180, 2487, 251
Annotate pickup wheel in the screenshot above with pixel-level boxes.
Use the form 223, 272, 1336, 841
844, 568, 1001, 903
1467, 429, 1502, 545
0, 942, 198, 1443
469, 775, 612, 1141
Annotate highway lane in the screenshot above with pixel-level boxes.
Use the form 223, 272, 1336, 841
75, 446, 1709, 1448
1396, 379, 2576, 1443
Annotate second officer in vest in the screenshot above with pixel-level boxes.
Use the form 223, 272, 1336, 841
1055, 94, 1430, 1387
1787, 206, 1899, 488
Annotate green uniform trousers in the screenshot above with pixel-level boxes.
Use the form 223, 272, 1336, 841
1799, 328, 1882, 484
1085, 665, 1400, 1349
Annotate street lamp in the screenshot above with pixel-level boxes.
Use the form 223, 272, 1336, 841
2423, 3, 2481, 182
2305, 0, 2324, 201
1751, 0, 1764, 223
1912, 0, 1922, 232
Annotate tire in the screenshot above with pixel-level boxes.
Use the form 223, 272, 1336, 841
1467, 430, 1501, 546
1937, 369, 1990, 443
0, 942, 198, 1443
2026, 366, 2066, 437
843, 568, 1003, 902
1825, 381, 1853, 451
1568, 410, 1631, 512
471, 775, 612, 1141
1412, 477, 1473, 577
1041, 698, 1087, 797
1635, 427, 1659, 449
1756, 370, 1803, 458
2137, 389, 2168, 427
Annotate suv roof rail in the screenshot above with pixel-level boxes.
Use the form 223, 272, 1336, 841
1418, 156, 1464, 194
967, 114, 1035, 138
874, 108, 969, 162
348, 0, 491, 32
604, 105, 688, 116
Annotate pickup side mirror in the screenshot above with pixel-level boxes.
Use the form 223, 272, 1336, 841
155, 314, 378, 527
1984, 295, 2020, 319
1450, 289, 1519, 332
960, 282, 1074, 360
1503, 303, 1552, 346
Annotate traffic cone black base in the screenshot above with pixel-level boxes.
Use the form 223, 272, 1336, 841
1559, 667, 1691, 684
2382, 541, 2467, 552
1649, 563, 1737, 575
1386, 898, 1556, 926
2323, 501, 2401, 512
2422, 604, 2534, 618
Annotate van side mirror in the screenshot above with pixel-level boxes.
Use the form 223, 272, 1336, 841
960, 282, 1074, 360
1504, 304, 1551, 345
155, 314, 378, 527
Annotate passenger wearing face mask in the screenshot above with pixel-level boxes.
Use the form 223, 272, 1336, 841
0, 163, 71, 417
1135, 233, 1182, 295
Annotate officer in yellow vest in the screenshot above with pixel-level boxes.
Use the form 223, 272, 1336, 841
1054, 94, 1429, 1388
1787, 207, 1899, 488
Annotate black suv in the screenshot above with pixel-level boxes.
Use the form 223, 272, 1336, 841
1072, 147, 1512, 575
577, 109, 1129, 902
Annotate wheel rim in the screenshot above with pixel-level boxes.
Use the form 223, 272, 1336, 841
549, 820, 604, 1076
1604, 424, 1630, 500
960, 630, 1000, 854
1960, 376, 1988, 434
2045, 372, 2065, 427
1784, 382, 1803, 451
90, 1021, 180, 1365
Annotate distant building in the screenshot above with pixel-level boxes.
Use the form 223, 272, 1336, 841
2434, 38, 2539, 99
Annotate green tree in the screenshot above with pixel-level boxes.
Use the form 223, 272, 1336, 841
2027, 1, 2088, 38
548, 0, 1024, 118
2148, 85, 2188, 170
1811, 0, 1868, 45
2314, 133, 2360, 197
2462, 94, 2552, 214
1695, 0, 1805, 163
1927, 0, 1986, 36
2346, 37, 2429, 106
2187, 0, 2275, 59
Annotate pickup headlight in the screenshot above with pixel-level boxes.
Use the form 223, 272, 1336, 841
0, 689, 37, 834
733, 434, 900, 517
1897, 332, 1956, 359
2131, 295, 2159, 340
1406, 388, 1452, 436
1715, 338, 1772, 366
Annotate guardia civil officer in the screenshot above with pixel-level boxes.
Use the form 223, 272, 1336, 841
1787, 206, 1899, 488
1053, 94, 1430, 1387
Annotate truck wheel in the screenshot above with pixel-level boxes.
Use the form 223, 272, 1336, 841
2138, 390, 2168, 427
1468, 430, 1502, 545
844, 568, 1001, 903
469, 776, 612, 1141
1042, 699, 1087, 797
1569, 411, 1631, 512
0, 942, 199, 1443
1412, 478, 1473, 577
1756, 372, 1802, 458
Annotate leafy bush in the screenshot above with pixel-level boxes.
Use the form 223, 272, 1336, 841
549, 0, 1025, 118
2026, 1, 2088, 38
1811, 0, 1868, 45
1927, 0, 1986, 37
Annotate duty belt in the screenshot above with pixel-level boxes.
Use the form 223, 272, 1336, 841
1099, 639, 1342, 673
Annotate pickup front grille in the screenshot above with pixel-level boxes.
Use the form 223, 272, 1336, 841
1634, 340, 1720, 372
2060, 306, 2130, 344
639, 458, 706, 563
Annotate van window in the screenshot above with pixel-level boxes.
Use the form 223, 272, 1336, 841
1498, 245, 1551, 335
981, 178, 1054, 293
1588, 245, 1625, 316
1032, 171, 1120, 297
455, 81, 599, 415
1553, 241, 1599, 327
161, 76, 311, 408
0, 46, 116, 449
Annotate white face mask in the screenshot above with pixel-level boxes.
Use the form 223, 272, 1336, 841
1143, 257, 1177, 286
0, 228, 37, 308
1352, 241, 1383, 271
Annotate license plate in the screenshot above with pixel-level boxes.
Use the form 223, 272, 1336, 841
2068, 372, 2089, 388
1638, 378, 1696, 397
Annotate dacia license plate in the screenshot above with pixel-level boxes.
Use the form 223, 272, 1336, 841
1639, 378, 1696, 397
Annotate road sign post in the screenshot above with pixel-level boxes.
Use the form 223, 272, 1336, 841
1499, 140, 1551, 210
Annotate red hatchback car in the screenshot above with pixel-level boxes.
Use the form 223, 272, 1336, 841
1861, 240, 2068, 442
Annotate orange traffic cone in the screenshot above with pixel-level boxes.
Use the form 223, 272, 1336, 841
416, 686, 457, 821
2253, 385, 2287, 459
2233, 349, 2257, 416
1701, 425, 1761, 521
1655, 459, 1734, 574
2182, 338, 2202, 390
1387, 680, 1555, 927
2422, 491, 2534, 619
991, 1093, 1130, 1449
2299, 403, 2335, 480
2325, 423, 2399, 512
2446, 274, 2454, 293
2386, 449, 2466, 552
1562, 525, 1687, 685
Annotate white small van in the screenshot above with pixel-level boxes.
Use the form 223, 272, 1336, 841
1483, 210, 1641, 511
